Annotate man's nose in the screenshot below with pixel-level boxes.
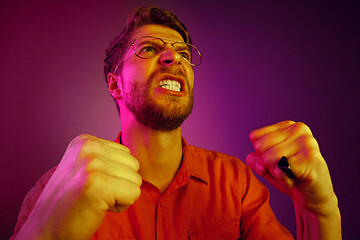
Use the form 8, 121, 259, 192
159, 46, 181, 66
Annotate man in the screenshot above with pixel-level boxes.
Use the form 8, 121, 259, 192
12, 6, 341, 239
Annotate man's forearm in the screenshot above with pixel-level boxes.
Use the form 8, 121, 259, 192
294, 195, 342, 240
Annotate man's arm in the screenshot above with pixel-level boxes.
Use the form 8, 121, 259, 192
246, 121, 341, 240
15, 134, 142, 240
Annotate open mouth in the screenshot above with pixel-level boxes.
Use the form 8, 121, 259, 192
156, 73, 186, 96
158, 80, 182, 92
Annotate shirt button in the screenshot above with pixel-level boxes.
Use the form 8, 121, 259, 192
178, 175, 185, 184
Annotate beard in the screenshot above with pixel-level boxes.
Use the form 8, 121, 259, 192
120, 69, 193, 131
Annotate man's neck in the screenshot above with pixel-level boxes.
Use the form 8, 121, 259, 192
121, 119, 183, 193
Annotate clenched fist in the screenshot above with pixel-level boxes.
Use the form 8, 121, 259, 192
16, 134, 142, 240
246, 121, 336, 213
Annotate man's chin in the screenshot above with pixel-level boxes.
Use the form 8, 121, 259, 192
129, 103, 192, 131
138, 109, 191, 131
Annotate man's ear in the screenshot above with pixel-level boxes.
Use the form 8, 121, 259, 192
107, 73, 122, 99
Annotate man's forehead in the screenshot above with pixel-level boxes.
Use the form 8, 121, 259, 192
131, 24, 184, 42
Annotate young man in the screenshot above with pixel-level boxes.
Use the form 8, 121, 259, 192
12, 6, 341, 240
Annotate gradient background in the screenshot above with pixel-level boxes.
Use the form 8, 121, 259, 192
1, 0, 359, 239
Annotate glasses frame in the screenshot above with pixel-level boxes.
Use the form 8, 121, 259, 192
114, 35, 202, 74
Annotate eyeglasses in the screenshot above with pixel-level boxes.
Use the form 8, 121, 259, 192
132, 36, 202, 66
114, 36, 202, 73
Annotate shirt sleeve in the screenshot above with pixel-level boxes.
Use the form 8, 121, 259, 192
10, 167, 57, 240
240, 167, 294, 239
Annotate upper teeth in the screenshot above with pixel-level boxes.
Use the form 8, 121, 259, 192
159, 80, 181, 92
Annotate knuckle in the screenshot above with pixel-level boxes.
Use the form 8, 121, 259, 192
262, 146, 281, 166
303, 148, 321, 160
66, 135, 98, 161
69, 134, 95, 148
261, 151, 272, 166
85, 155, 102, 171
298, 135, 319, 150
80, 137, 102, 153
290, 122, 302, 133
77, 133, 93, 140
282, 120, 296, 126
298, 134, 310, 144
249, 131, 256, 142
133, 186, 141, 200
68, 134, 87, 147
73, 134, 94, 145
136, 173, 143, 186
253, 139, 263, 152
131, 158, 141, 171
293, 122, 311, 135
120, 145, 131, 153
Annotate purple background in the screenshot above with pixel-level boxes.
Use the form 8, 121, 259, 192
1, 0, 359, 239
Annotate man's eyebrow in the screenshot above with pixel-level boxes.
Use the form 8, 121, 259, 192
154, 36, 185, 43
174, 44, 190, 51
136, 39, 154, 45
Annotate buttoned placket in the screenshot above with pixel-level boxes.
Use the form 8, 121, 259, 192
155, 170, 190, 240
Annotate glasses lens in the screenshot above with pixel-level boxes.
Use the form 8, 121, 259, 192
133, 37, 164, 58
188, 45, 202, 66
133, 37, 202, 66
172, 43, 199, 66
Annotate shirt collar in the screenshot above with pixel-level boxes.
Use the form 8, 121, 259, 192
181, 137, 209, 184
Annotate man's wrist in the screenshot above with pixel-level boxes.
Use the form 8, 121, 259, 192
293, 194, 342, 240
292, 193, 339, 217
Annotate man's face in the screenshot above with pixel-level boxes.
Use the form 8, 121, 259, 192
117, 24, 195, 131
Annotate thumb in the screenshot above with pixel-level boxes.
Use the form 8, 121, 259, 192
246, 152, 268, 176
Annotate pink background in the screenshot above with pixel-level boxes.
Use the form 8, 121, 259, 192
1, 0, 359, 238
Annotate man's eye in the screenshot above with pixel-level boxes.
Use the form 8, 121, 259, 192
179, 52, 191, 60
141, 46, 156, 53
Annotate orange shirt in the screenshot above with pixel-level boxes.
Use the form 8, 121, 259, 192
11, 136, 293, 239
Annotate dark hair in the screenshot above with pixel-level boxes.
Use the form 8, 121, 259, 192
104, 6, 192, 85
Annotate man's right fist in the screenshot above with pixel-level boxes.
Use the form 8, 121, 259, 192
16, 134, 142, 240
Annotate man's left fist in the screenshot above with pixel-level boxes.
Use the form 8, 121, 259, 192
246, 121, 336, 212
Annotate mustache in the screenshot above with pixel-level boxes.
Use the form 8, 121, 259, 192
157, 66, 187, 79
147, 65, 190, 88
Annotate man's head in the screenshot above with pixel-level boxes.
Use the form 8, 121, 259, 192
104, 6, 192, 85
105, 7, 200, 131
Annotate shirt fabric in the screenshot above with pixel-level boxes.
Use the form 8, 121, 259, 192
11, 135, 294, 240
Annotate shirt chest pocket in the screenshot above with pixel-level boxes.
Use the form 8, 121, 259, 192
188, 219, 240, 240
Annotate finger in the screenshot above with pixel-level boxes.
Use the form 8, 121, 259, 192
110, 180, 142, 213
78, 137, 140, 171
272, 161, 296, 185
285, 148, 323, 182
74, 134, 131, 153
94, 139, 141, 170
246, 153, 295, 192
86, 171, 141, 211
103, 150, 140, 172
263, 169, 295, 194
79, 135, 131, 155
263, 136, 320, 181
252, 122, 314, 154
97, 137, 132, 154
246, 152, 269, 176
109, 178, 141, 210
261, 138, 301, 170
86, 156, 142, 186
252, 128, 290, 154
262, 133, 320, 172
249, 120, 295, 143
